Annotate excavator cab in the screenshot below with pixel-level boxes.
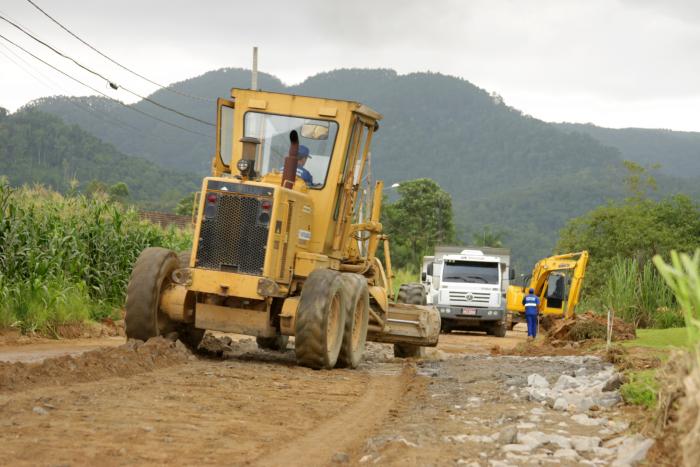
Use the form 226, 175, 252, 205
506, 251, 589, 321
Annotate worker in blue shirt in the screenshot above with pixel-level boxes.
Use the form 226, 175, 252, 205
522, 288, 541, 339
296, 145, 314, 186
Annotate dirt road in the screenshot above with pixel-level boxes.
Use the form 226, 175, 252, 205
0, 326, 644, 466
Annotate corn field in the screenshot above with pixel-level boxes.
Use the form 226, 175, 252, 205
0, 182, 190, 333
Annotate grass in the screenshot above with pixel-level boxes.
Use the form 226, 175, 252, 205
620, 369, 659, 409
596, 257, 682, 328
618, 327, 690, 412
615, 250, 700, 418
623, 327, 690, 349
391, 267, 419, 298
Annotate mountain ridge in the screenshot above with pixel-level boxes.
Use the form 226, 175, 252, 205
16, 67, 700, 268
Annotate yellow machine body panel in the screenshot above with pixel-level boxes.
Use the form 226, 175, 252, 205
506, 251, 589, 319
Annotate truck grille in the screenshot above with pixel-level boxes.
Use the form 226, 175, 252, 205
196, 185, 272, 276
448, 291, 491, 304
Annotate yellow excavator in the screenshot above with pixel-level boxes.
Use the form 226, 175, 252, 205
506, 251, 589, 324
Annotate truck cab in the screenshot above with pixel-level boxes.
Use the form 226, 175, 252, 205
432, 248, 510, 337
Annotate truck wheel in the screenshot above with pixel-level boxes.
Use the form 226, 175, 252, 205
393, 283, 427, 359
256, 335, 289, 351
492, 322, 507, 338
295, 269, 347, 370
125, 247, 179, 342
336, 273, 370, 369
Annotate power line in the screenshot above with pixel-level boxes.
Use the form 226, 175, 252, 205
0, 41, 145, 134
0, 14, 215, 127
0, 32, 213, 139
25, 0, 214, 103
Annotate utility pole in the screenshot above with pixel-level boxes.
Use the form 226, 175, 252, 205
251, 46, 259, 91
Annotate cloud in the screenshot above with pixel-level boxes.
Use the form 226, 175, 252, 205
0, 0, 698, 130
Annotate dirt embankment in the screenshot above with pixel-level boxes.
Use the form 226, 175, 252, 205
0, 337, 194, 393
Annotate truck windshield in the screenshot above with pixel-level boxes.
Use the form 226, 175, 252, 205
244, 112, 338, 188
442, 261, 499, 285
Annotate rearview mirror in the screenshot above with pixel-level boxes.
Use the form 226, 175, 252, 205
301, 123, 329, 140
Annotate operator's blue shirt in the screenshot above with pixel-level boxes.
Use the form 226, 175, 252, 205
296, 166, 313, 185
279, 165, 314, 186
522, 294, 540, 316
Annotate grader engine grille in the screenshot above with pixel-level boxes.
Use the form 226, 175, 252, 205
196, 182, 273, 276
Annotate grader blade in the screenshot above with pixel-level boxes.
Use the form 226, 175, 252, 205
367, 303, 440, 346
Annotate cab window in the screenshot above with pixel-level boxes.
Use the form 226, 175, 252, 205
244, 112, 338, 188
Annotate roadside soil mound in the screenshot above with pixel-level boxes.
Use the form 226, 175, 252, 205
646, 348, 700, 467
548, 311, 636, 342
0, 319, 124, 346
0, 336, 193, 393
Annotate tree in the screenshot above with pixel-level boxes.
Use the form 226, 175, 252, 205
86, 180, 108, 196
382, 178, 456, 270
176, 192, 196, 216
108, 182, 130, 202
556, 194, 700, 291
622, 160, 658, 201
472, 225, 505, 247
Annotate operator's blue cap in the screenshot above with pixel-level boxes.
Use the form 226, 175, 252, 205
529, 288, 535, 294
297, 145, 311, 158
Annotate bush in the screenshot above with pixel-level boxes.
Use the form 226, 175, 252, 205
0, 182, 191, 332
598, 257, 678, 328
620, 369, 658, 409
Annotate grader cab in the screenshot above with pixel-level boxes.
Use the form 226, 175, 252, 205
125, 88, 440, 369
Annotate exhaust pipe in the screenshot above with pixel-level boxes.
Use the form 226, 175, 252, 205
282, 130, 299, 189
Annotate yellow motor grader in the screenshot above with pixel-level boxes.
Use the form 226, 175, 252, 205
124, 88, 440, 369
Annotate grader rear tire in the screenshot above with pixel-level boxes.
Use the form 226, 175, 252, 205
295, 269, 347, 370
125, 247, 179, 341
256, 335, 289, 351
393, 283, 427, 359
336, 273, 370, 369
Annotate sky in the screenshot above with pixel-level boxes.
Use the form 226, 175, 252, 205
0, 0, 699, 131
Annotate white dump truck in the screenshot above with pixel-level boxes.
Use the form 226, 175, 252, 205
421, 246, 513, 337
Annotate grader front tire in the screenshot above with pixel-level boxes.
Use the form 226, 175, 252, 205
295, 269, 347, 370
174, 251, 205, 351
393, 283, 427, 359
336, 273, 370, 369
125, 247, 179, 341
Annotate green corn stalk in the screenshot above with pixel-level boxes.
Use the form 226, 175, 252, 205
653, 250, 700, 353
